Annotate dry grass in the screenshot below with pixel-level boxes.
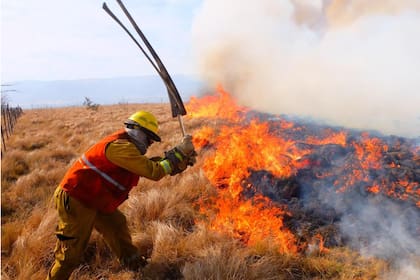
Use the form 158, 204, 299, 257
1, 104, 393, 279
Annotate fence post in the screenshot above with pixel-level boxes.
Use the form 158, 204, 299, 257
1, 127, 6, 152
1, 104, 23, 153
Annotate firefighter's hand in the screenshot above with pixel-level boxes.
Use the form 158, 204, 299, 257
176, 135, 195, 157
163, 148, 189, 176
187, 150, 197, 166
177, 135, 197, 167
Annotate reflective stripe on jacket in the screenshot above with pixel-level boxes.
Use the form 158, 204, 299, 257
59, 129, 140, 213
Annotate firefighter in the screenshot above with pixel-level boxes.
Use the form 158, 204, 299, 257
46, 111, 197, 280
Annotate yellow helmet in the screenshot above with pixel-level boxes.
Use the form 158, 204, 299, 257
125, 111, 161, 142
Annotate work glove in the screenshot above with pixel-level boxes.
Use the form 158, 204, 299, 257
158, 135, 198, 176
187, 150, 198, 166
176, 135, 195, 157
176, 135, 198, 166
163, 147, 189, 176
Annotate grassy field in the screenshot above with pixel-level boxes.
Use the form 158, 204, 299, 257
0, 101, 407, 280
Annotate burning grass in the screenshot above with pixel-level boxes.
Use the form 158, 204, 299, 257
1, 92, 418, 279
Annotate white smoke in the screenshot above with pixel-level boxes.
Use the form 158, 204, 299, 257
337, 195, 420, 279
192, 0, 420, 138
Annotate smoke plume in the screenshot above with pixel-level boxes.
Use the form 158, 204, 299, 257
192, 0, 420, 138
323, 191, 420, 279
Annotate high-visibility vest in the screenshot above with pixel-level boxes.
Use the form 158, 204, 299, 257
60, 129, 140, 213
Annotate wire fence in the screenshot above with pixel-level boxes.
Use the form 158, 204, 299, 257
1, 104, 23, 152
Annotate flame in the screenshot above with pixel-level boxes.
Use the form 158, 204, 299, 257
188, 84, 248, 122
367, 185, 380, 194
203, 193, 296, 252
354, 133, 388, 170
187, 86, 419, 254
189, 87, 303, 253
305, 130, 347, 147
313, 233, 330, 254
334, 133, 419, 204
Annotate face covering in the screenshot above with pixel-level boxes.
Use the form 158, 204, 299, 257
125, 127, 151, 155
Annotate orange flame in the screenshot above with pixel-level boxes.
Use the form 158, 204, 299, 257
187, 84, 248, 122
189, 87, 302, 253
311, 233, 330, 254
305, 130, 347, 147
367, 185, 380, 194
187, 86, 419, 254
354, 133, 388, 170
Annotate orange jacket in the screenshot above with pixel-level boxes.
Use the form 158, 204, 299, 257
60, 129, 139, 213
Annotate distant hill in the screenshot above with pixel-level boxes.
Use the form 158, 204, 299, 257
6, 75, 207, 108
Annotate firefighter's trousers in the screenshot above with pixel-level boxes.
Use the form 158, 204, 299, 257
46, 187, 139, 280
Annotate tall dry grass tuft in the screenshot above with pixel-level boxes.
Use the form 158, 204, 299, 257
182, 244, 250, 280
1, 150, 30, 187
2, 206, 56, 279
125, 168, 212, 229
2, 104, 392, 279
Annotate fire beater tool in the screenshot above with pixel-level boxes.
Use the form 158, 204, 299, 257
102, 0, 187, 136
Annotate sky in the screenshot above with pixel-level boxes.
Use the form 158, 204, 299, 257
1, 0, 202, 83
